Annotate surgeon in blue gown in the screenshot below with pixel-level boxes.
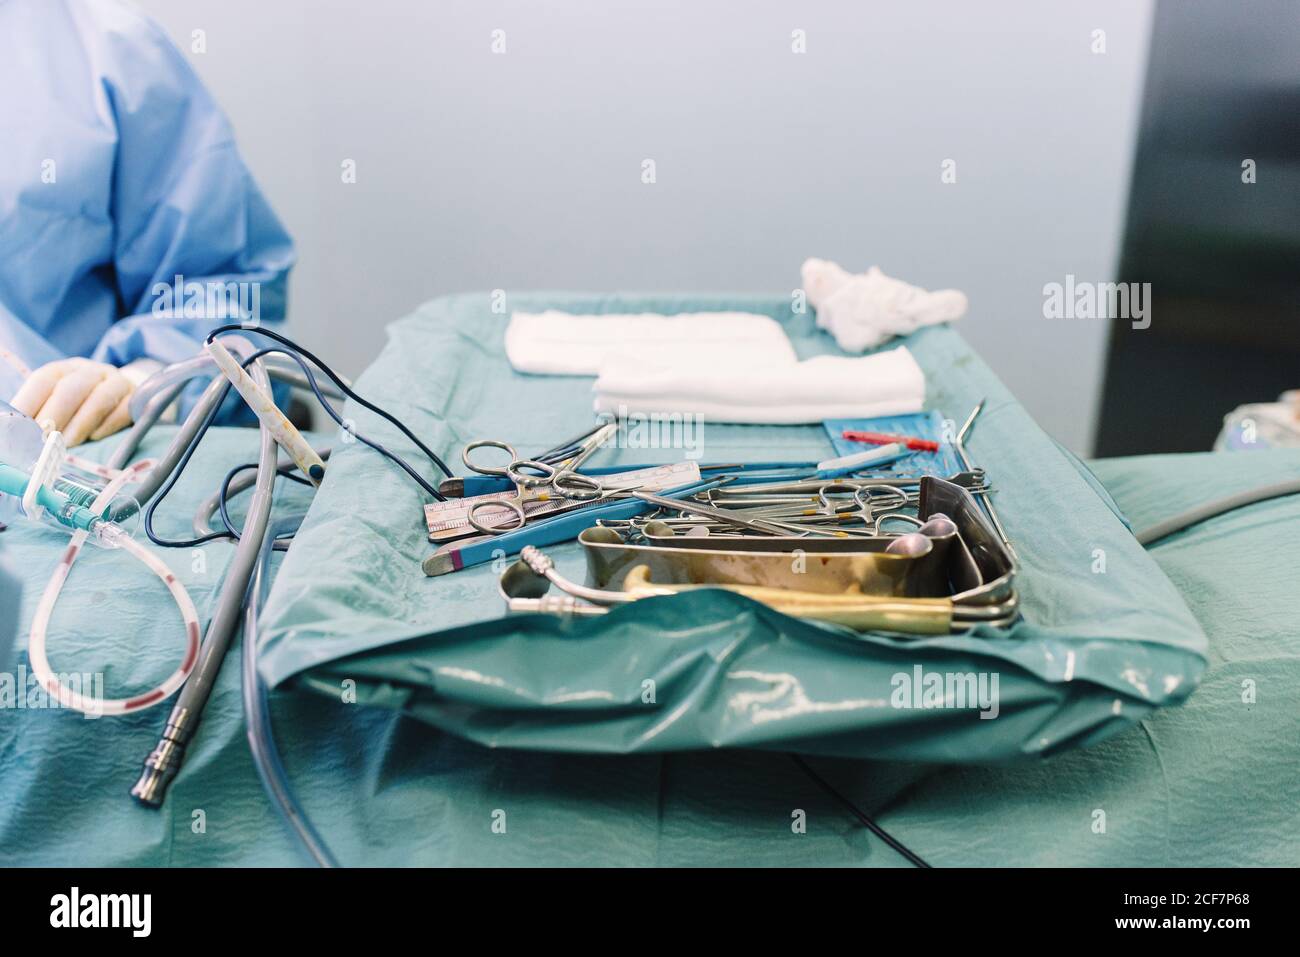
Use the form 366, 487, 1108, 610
0, 0, 294, 445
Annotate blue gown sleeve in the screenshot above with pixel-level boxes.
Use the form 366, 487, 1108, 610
85, 5, 295, 370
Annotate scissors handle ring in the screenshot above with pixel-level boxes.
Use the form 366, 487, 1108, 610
873, 512, 923, 535
853, 484, 909, 513
815, 482, 859, 513
466, 497, 527, 535
463, 439, 519, 477
549, 470, 604, 500
507, 459, 559, 489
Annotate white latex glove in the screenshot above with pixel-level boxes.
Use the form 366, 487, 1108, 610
11, 358, 135, 445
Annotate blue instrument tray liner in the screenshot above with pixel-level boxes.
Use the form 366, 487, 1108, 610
823, 411, 963, 479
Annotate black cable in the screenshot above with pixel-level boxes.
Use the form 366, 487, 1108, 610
144, 379, 236, 548
789, 753, 931, 868
218, 462, 314, 541
147, 339, 450, 547
207, 324, 453, 480
238, 345, 447, 502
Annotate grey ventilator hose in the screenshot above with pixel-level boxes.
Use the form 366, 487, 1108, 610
108, 382, 189, 469
242, 514, 340, 867
127, 352, 347, 423
192, 448, 331, 541
108, 373, 230, 503
131, 359, 281, 806
1136, 478, 1300, 546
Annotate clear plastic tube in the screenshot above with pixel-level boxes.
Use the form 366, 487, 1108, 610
25, 459, 201, 717
0, 402, 48, 525
51, 462, 142, 539
243, 515, 339, 867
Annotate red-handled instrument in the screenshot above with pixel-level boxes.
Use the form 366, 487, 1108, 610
840, 430, 939, 453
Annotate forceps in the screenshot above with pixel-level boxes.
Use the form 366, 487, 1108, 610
955, 400, 1017, 562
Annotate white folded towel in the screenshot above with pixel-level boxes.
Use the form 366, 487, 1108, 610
505, 309, 797, 375
802, 259, 968, 353
594, 346, 925, 425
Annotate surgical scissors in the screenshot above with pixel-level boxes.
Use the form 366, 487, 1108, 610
465, 481, 625, 533
461, 422, 617, 492
462, 424, 636, 534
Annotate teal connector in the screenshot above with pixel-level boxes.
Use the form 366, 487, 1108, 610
0, 462, 101, 533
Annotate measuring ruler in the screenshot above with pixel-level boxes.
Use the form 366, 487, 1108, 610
424, 461, 702, 541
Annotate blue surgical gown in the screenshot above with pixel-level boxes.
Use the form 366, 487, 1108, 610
0, 0, 295, 401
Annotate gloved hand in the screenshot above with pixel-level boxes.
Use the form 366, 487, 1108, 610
11, 358, 135, 445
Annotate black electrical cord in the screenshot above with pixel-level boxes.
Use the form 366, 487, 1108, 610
789, 753, 931, 868
237, 345, 447, 502
218, 461, 314, 541
144, 378, 235, 548
206, 325, 453, 480
147, 339, 451, 547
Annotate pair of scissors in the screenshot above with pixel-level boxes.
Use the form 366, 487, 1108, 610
461, 424, 630, 533
442, 458, 818, 498
464, 474, 642, 534
462, 422, 616, 486
423, 475, 727, 576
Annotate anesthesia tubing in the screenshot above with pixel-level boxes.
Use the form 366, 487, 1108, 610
24, 457, 202, 717
125, 325, 451, 815
0, 326, 446, 861
3, 323, 448, 838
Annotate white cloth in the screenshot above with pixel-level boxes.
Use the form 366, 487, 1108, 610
505, 309, 797, 375
594, 346, 925, 425
802, 259, 968, 353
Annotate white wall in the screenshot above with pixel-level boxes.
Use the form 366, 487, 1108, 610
135, 0, 1153, 454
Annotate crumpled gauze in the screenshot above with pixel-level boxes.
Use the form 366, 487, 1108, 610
802, 259, 968, 352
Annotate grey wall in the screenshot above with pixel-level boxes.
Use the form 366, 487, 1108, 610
136, 0, 1153, 453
